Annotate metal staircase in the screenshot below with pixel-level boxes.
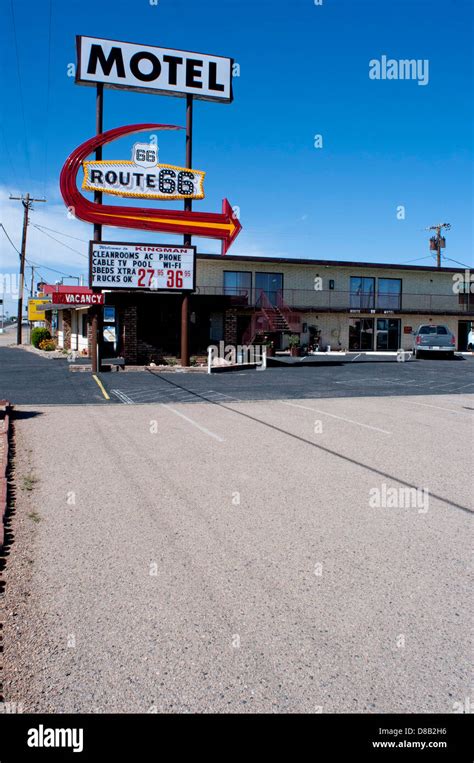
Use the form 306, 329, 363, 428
242, 290, 302, 345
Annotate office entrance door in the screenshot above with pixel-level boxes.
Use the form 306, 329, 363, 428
458, 320, 472, 351
376, 318, 401, 350
349, 318, 374, 350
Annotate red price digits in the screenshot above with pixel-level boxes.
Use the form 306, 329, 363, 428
137, 269, 184, 288
166, 270, 183, 288
137, 268, 156, 287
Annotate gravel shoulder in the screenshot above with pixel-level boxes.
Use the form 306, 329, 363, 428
2, 394, 472, 714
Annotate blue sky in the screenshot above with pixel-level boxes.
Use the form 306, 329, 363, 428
0, 0, 472, 309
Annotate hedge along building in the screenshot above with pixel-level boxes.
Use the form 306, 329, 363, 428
44, 255, 473, 361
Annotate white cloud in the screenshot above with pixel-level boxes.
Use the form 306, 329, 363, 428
0, 186, 90, 274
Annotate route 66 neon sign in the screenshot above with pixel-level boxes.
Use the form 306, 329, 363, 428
82, 140, 205, 200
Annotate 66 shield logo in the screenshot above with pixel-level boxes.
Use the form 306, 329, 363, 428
132, 142, 159, 168
82, 138, 205, 200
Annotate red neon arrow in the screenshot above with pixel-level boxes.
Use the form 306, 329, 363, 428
60, 123, 242, 255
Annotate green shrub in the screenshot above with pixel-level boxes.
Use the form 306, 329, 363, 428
288, 334, 300, 348
31, 327, 51, 348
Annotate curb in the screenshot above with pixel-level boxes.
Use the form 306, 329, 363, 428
9, 344, 66, 359
0, 400, 12, 549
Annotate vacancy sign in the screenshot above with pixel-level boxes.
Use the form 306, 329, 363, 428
52, 291, 105, 306
90, 242, 196, 291
76, 36, 233, 102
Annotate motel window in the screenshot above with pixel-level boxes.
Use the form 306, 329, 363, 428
223, 271, 252, 302
377, 278, 402, 310
459, 292, 472, 307
255, 272, 283, 307
82, 315, 88, 338
350, 277, 375, 309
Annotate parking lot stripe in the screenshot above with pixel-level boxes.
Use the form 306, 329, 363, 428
111, 389, 134, 405
92, 375, 110, 400
160, 403, 225, 442
405, 400, 465, 414
281, 401, 392, 434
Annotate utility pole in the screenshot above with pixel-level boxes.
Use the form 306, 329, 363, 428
427, 222, 451, 268
9, 193, 46, 344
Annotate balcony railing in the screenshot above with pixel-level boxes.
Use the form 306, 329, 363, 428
194, 286, 473, 313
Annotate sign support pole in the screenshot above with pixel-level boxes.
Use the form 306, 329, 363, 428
91, 83, 104, 373
180, 94, 193, 368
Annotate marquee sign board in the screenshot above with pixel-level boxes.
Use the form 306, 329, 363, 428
82, 141, 205, 200
90, 241, 196, 291
76, 36, 233, 103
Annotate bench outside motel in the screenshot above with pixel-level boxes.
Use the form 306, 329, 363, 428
41, 255, 474, 363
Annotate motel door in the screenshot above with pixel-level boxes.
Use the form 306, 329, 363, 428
457, 320, 472, 351
101, 306, 119, 358
349, 318, 374, 350
376, 318, 401, 350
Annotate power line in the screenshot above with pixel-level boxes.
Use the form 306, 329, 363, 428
443, 256, 473, 270
0, 121, 21, 191
42, 0, 53, 198
0, 223, 21, 256
33, 223, 88, 243
1, 222, 83, 280
9, 0, 33, 186
399, 255, 436, 265
26, 258, 81, 280
32, 224, 88, 258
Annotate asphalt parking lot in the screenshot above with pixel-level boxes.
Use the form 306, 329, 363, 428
101, 355, 474, 406
0, 347, 106, 405
0, 345, 472, 406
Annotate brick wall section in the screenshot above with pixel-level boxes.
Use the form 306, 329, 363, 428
0, 401, 11, 549
123, 306, 138, 364
62, 309, 72, 350
224, 309, 238, 344
137, 340, 165, 365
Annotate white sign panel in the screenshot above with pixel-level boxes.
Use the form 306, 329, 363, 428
90, 242, 196, 291
77, 36, 233, 102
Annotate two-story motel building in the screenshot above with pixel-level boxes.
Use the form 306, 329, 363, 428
45, 255, 473, 362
